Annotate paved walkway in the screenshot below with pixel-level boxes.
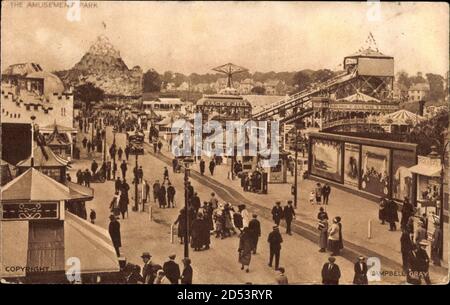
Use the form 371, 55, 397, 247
69, 133, 358, 284
147, 137, 448, 284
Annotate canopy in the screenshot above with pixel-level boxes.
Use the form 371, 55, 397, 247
1, 168, 71, 201
408, 164, 441, 177
66, 181, 94, 201
337, 91, 381, 103
45, 126, 70, 146
40, 123, 77, 133
17, 145, 69, 168
64, 212, 120, 274
155, 117, 173, 126
378, 109, 426, 125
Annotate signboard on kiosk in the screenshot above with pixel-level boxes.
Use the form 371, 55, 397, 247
1, 202, 59, 220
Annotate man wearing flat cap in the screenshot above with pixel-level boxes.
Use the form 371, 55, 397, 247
267, 226, 283, 269
321, 256, 341, 285
163, 254, 181, 284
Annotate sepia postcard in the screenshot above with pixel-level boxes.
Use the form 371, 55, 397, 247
0, 0, 449, 295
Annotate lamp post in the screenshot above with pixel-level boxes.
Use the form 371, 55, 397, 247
112, 127, 117, 177
438, 141, 449, 259
293, 123, 302, 209
184, 161, 190, 259
30, 115, 36, 168
134, 150, 139, 212
103, 127, 107, 162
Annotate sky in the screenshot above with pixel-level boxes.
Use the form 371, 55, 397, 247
1, 1, 449, 76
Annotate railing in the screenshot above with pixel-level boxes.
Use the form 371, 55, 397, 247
321, 118, 367, 130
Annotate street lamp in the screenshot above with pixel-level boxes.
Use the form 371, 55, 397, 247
112, 127, 117, 178
438, 141, 449, 259
184, 160, 191, 259
293, 122, 302, 209
134, 151, 139, 212
30, 115, 36, 168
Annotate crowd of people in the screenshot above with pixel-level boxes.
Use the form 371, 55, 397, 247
72, 108, 444, 286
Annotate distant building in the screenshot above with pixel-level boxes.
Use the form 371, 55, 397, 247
142, 97, 187, 117
238, 78, 254, 95
1, 63, 76, 164
408, 82, 430, 102
177, 81, 190, 91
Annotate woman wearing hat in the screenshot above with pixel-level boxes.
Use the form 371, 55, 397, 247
318, 218, 329, 252
327, 217, 341, 256
191, 213, 203, 251
353, 256, 368, 285
181, 258, 193, 284
238, 227, 253, 273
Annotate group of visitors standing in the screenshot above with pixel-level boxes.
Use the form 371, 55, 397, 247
123, 252, 193, 284
309, 182, 332, 205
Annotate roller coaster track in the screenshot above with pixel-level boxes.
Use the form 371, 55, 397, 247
252, 70, 357, 123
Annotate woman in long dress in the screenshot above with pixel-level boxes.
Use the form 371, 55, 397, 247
318, 219, 328, 252
328, 217, 341, 256
238, 227, 253, 272
174, 208, 187, 244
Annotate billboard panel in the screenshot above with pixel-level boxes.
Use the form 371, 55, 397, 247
392, 149, 416, 201
358, 57, 394, 77
361, 146, 390, 197
344, 143, 360, 189
311, 138, 342, 182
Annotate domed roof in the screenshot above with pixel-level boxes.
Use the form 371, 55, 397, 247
27, 71, 65, 97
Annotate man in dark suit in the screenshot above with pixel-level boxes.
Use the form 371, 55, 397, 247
141, 252, 153, 284
141, 252, 161, 284
248, 214, 261, 254
191, 192, 201, 212
108, 215, 121, 257
283, 201, 295, 235
199, 159, 205, 175
321, 256, 341, 285
353, 256, 368, 284
267, 226, 283, 269
163, 254, 181, 284
167, 183, 176, 208
271, 202, 283, 226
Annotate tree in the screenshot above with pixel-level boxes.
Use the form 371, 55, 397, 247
312, 69, 335, 83
409, 72, 426, 85
408, 109, 449, 155
251, 86, 266, 95
396, 71, 412, 89
143, 69, 162, 92
292, 71, 312, 92
74, 82, 104, 111
426, 73, 445, 101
